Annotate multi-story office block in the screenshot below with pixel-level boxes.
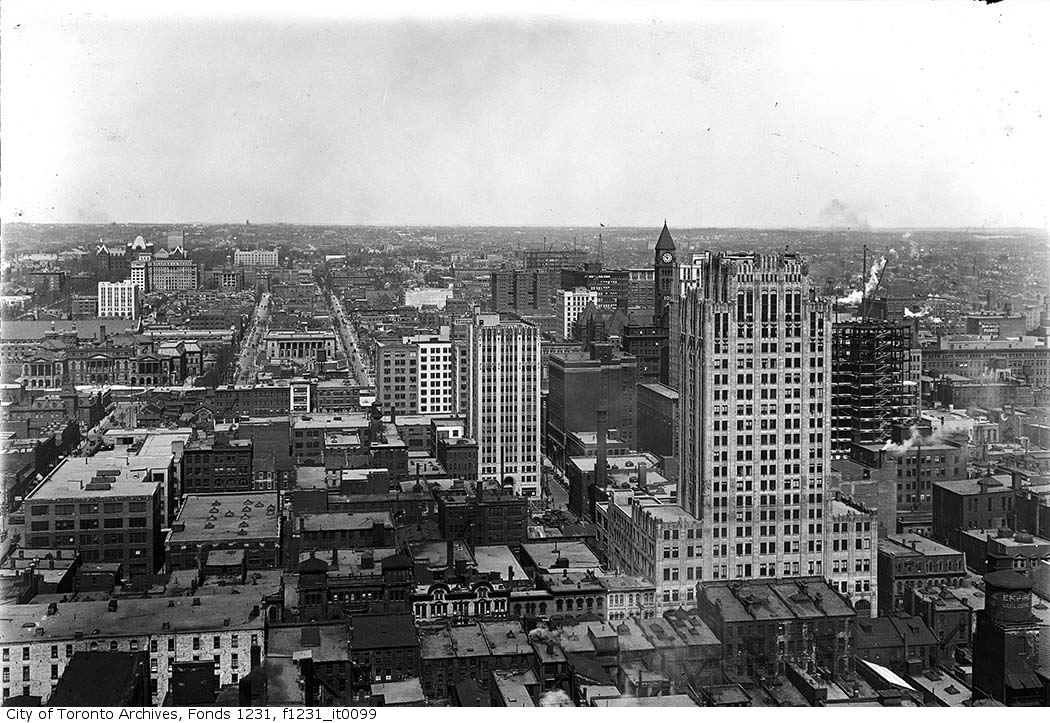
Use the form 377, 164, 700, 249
876, 533, 965, 615
556, 287, 598, 339
627, 268, 655, 309
22, 457, 164, 578
466, 311, 541, 497
520, 248, 587, 270
824, 494, 878, 616
545, 343, 637, 470
674, 252, 832, 582
148, 257, 200, 292
597, 494, 705, 611
636, 382, 678, 460
180, 436, 254, 494
233, 248, 279, 267
97, 280, 140, 319
0, 595, 264, 705
376, 328, 455, 417
489, 269, 552, 313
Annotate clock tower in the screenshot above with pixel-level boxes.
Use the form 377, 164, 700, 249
654, 220, 677, 325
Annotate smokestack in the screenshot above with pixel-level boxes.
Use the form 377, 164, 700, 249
596, 408, 608, 489
638, 462, 648, 490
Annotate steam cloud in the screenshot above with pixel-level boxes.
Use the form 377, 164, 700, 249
902, 232, 920, 259
904, 305, 932, 318
837, 256, 887, 305
819, 198, 869, 229
881, 424, 955, 456
539, 690, 573, 707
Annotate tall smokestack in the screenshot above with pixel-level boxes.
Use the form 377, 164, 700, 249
596, 408, 608, 489
637, 462, 648, 491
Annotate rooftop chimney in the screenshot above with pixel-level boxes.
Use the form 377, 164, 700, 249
596, 408, 608, 489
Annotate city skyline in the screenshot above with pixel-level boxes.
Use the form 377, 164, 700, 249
2, 1, 1048, 229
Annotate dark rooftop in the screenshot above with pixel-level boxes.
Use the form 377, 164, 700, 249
350, 613, 418, 650
47, 652, 148, 706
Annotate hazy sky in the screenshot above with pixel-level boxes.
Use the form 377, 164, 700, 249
2, 1, 1048, 228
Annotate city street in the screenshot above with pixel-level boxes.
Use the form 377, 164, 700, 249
234, 291, 270, 385
330, 291, 373, 387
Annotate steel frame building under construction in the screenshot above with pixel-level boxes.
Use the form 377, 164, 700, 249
831, 320, 914, 458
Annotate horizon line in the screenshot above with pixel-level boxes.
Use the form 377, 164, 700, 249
2, 220, 1047, 234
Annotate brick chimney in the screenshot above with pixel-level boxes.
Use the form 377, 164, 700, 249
596, 408, 608, 489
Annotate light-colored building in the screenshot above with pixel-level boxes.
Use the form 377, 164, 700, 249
97, 280, 140, 319
673, 252, 832, 582
0, 595, 264, 705
556, 287, 599, 339
148, 257, 199, 292
597, 491, 705, 611
233, 248, 279, 267
264, 330, 337, 363
824, 495, 878, 616
467, 311, 541, 497
376, 328, 455, 416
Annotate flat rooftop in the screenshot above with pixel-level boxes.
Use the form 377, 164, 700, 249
570, 454, 658, 474
169, 493, 280, 542
933, 475, 1013, 495
472, 545, 528, 581
0, 594, 264, 645
594, 694, 698, 707
267, 624, 348, 663
291, 412, 370, 430
879, 534, 962, 558
298, 511, 394, 532
637, 382, 679, 400
521, 539, 601, 571
27, 456, 161, 501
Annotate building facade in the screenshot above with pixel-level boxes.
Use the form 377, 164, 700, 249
556, 288, 599, 339
674, 252, 832, 583
97, 280, 140, 319
466, 312, 541, 497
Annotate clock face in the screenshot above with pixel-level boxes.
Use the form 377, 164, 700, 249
661, 252, 674, 264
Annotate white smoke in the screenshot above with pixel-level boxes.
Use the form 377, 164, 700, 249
902, 232, 920, 259
837, 256, 887, 305
881, 424, 954, 456
539, 690, 573, 707
904, 305, 932, 318
881, 427, 921, 455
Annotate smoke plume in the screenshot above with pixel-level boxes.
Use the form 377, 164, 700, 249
819, 198, 869, 229
902, 232, 920, 259
903, 305, 932, 318
837, 256, 887, 305
539, 690, 573, 707
881, 424, 956, 456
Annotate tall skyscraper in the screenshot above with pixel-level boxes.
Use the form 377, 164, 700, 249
674, 252, 832, 582
466, 311, 541, 497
